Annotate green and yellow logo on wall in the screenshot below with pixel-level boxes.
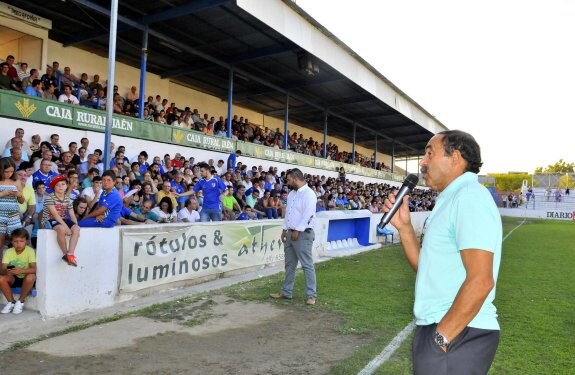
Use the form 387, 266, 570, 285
15, 98, 37, 118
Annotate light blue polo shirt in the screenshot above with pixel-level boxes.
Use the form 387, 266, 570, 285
414, 172, 502, 330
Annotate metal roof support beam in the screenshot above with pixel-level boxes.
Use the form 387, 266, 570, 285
373, 135, 378, 169
391, 141, 395, 174
283, 93, 289, 150
161, 62, 215, 79
65, 0, 231, 46
68, 0, 419, 154
226, 68, 234, 138
63, 24, 130, 47
139, 0, 231, 25
351, 124, 356, 164
103, 0, 119, 171
405, 147, 408, 176
323, 111, 328, 159
225, 43, 299, 65
137, 27, 149, 119
286, 76, 347, 91
164, 43, 298, 79
264, 105, 319, 117
227, 90, 277, 102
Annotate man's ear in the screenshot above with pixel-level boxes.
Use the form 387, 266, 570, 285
450, 149, 467, 172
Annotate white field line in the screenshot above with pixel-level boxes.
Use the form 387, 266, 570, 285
357, 321, 416, 375
357, 218, 527, 375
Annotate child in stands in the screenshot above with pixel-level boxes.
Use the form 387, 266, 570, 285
41, 175, 80, 266
0, 228, 36, 314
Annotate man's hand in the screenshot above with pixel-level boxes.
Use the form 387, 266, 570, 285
96, 215, 104, 222
382, 192, 411, 231
290, 230, 299, 241
8, 268, 22, 276
281, 230, 287, 243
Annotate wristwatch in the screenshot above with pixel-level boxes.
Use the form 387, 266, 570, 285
434, 331, 450, 349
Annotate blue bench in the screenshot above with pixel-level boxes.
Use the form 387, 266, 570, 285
10, 287, 37, 298
376, 226, 395, 244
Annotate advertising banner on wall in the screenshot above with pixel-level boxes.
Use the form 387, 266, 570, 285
0, 91, 405, 182
0, 91, 172, 141
119, 221, 284, 292
171, 128, 236, 153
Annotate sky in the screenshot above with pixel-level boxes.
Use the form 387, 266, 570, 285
295, 0, 575, 174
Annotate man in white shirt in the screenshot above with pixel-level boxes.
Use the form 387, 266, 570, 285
58, 85, 80, 105
2, 137, 29, 161
270, 168, 318, 305
215, 160, 226, 176
81, 176, 103, 212
241, 174, 253, 191
4, 128, 32, 158
32, 149, 58, 173
177, 198, 200, 223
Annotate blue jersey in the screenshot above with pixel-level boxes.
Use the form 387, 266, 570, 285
99, 188, 122, 225
193, 175, 226, 210
120, 206, 133, 219
32, 170, 59, 193
227, 153, 237, 171
25, 86, 41, 97
170, 181, 185, 194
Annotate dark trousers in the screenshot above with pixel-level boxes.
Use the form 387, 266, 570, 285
413, 323, 499, 375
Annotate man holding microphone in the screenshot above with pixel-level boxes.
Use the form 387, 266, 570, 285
383, 130, 502, 374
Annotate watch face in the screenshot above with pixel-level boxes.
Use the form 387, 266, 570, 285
434, 332, 448, 347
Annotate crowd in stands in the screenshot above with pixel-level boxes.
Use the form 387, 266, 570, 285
1, 127, 434, 239
0, 126, 434, 314
1, 55, 390, 171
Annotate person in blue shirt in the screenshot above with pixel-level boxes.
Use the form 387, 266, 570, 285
226, 150, 241, 172
24, 79, 42, 97
170, 171, 186, 210
383, 130, 502, 375
79, 171, 122, 228
179, 162, 226, 222
32, 159, 59, 193
136, 151, 149, 174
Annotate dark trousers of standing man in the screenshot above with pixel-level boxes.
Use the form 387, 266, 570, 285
413, 323, 499, 375
281, 229, 316, 299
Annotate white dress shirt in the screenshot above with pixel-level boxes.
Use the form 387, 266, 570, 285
177, 208, 200, 223
283, 183, 317, 231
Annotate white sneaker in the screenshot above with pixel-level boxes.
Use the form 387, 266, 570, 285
1, 302, 15, 314
12, 300, 24, 314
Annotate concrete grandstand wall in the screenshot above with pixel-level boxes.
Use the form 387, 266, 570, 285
28, 211, 428, 319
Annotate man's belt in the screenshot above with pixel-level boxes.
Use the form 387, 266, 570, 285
288, 228, 313, 233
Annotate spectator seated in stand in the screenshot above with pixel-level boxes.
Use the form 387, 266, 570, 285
0, 228, 36, 315
58, 84, 80, 105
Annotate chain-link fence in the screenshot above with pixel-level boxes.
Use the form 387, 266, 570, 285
531, 173, 575, 189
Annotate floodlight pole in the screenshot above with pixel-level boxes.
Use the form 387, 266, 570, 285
103, 0, 119, 170
137, 27, 149, 119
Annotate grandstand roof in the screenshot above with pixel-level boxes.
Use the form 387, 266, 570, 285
7, 0, 448, 158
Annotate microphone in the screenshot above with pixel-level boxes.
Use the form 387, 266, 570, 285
378, 174, 419, 229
